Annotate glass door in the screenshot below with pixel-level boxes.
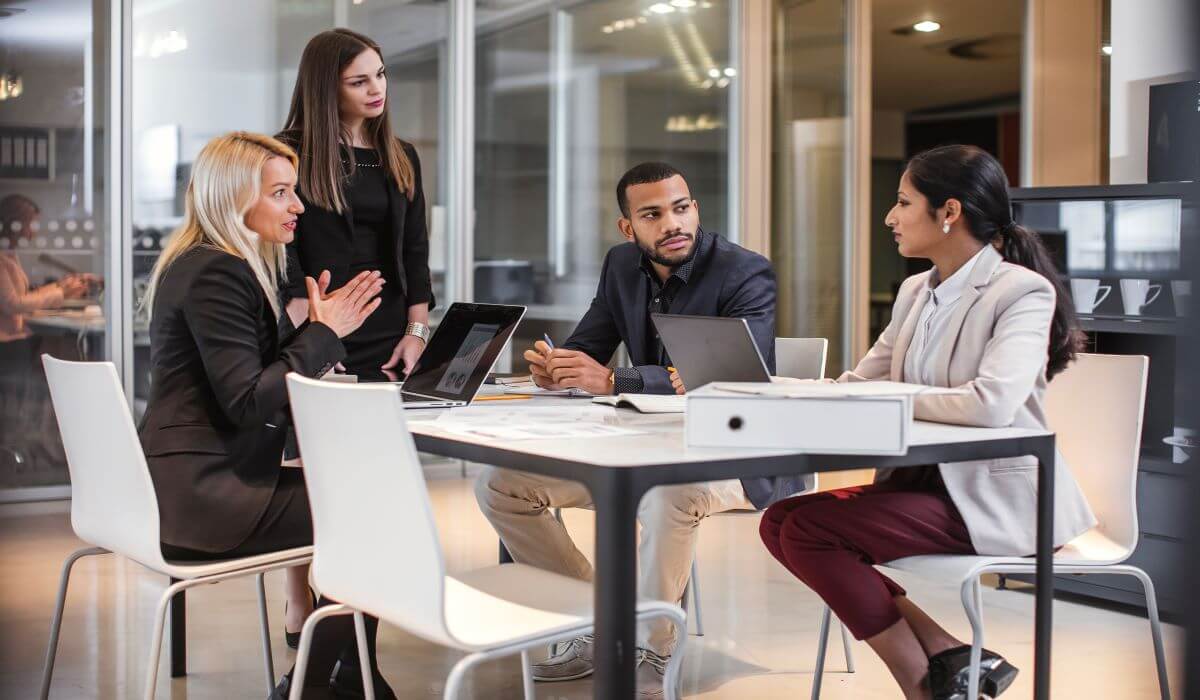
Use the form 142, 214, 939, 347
0, 0, 113, 497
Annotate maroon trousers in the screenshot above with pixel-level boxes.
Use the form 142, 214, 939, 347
759, 477, 976, 640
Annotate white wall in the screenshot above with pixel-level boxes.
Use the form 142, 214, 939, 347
1109, 0, 1195, 184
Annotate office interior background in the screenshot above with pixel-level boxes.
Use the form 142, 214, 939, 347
1, 0, 1197, 697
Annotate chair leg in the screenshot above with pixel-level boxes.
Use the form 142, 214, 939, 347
688, 557, 704, 637
255, 573, 275, 695
39, 546, 107, 700
1124, 567, 1171, 700
443, 652, 485, 700
960, 576, 986, 700
291, 603, 353, 700
811, 606, 832, 700
353, 612, 375, 700
145, 578, 193, 700
838, 618, 855, 673
520, 649, 535, 700
663, 611, 687, 700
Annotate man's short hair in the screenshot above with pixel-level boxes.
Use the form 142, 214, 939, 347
616, 162, 686, 218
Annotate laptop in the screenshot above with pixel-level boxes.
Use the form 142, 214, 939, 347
651, 313, 771, 390
358, 302, 526, 408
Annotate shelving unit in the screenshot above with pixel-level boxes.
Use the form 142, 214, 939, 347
1009, 183, 1197, 616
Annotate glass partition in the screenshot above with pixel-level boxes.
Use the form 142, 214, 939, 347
0, 0, 112, 495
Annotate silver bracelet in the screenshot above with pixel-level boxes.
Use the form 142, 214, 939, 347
405, 321, 431, 343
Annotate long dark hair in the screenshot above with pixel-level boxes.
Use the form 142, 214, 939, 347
906, 144, 1084, 379
282, 29, 414, 213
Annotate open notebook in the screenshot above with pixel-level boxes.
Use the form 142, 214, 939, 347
591, 393, 687, 414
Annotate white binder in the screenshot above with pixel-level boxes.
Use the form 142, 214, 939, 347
685, 382, 918, 455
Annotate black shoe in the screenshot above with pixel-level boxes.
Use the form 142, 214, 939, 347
328, 659, 398, 700
269, 672, 293, 700
927, 645, 1019, 699
284, 588, 319, 650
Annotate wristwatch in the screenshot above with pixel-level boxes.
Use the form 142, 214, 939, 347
405, 321, 431, 343
608, 369, 616, 387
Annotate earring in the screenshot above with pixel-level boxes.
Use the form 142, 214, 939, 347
942, 222, 951, 234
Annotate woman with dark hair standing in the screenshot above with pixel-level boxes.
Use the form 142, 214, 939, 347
277, 28, 434, 376
273, 28, 435, 658
759, 145, 1097, 699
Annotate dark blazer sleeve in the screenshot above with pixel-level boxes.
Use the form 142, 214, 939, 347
563, 249, 623, 364
721, 254, 778, 373
183, 255, 345, 428
401, 142, 434, 308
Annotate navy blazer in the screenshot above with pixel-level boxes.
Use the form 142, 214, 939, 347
563, 230, 803, 509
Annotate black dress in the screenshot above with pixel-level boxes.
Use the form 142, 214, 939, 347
340, 146, 409, 374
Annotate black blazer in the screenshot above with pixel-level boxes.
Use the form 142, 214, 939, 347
276, 132, 434, 309
138, 247, 344, 553
562, 231, 801, 509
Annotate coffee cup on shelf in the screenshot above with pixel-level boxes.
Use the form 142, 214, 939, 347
1119, 278, 1162, 316
1171, 280, 1191, 318
1070, 278, 1111, 314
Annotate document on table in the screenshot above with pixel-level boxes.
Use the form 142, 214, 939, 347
708, 380, 969, 399
434, 405, 644, 440
502, 385, 594, 397
591, 393, 687, 414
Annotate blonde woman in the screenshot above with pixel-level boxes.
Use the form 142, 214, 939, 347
137, 132, 389, 699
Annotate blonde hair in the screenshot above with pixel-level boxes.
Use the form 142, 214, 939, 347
144, 132, 298, 319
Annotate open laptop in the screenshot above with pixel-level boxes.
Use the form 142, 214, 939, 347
357, 302, 526, 408
651, 313, 771, 390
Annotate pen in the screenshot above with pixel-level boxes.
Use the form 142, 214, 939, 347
542, 333, 556, 350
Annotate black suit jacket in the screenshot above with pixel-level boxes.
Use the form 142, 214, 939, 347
276, 132, 434, 309
563, 231, 804, 509
138, 247, 344, 553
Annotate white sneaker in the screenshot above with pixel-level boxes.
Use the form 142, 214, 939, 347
531, 634, 594, 682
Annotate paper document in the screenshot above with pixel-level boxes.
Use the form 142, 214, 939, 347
503, 385, 594, 398
492, 375, 533, 385
709, 380, 969, 399
434, 405, 641, 440
592, 394, 687, 414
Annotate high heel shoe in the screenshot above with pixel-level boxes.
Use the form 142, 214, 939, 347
284, 588, 318, 650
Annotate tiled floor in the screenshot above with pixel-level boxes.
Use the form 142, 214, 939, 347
1, 465, 1182, 699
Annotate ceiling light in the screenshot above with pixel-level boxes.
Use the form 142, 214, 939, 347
603, 25, 614, 33
1101, 44, 1113, 56
716, 77, 730, 88
707, 68, 720, 78
912, 20, 941, 33
700, 1, 712, 6
700, 79, 714, 89
670, 0, 698, 7
723, 67, 736, 77
649, 3, 675, 14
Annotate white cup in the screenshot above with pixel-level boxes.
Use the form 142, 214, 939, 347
1120, 278, 1163, 316
1171, 280, 1191, 318
1070, 278, 1111, 314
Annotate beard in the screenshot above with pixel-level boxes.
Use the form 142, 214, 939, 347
637, 230, 699, 269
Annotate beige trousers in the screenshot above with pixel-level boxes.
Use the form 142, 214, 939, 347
473, 466, 753, 655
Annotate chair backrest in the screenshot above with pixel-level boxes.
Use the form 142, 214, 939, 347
286, 374, 453, 646
41, 355, 166, 567
1043, 353, 1148, 553
775, 337, 828, 379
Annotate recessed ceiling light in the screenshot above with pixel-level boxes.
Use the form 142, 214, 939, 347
723, 67, 736, 77
912, 20, 941, 33
671, 0, 698, 7
649, 3, 675, 14
1101, 44, 1113, 56
603, 25, 614, 33
707, 68, 721, 78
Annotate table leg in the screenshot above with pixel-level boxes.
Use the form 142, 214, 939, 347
1034, 445, 1055, 700
170, 583, 186, 678
591, 474, 639, 699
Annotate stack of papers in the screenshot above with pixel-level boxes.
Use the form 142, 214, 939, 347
592, 393, 686, 414
708, 380, 968, 398
503, 385, 594, 398
434, 405, 643, 440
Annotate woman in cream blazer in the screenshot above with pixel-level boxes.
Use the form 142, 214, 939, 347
759, 145, 1095, 700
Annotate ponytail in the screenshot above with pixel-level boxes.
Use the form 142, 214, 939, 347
995, 223, 1085, 379
906, 145, 1084, 379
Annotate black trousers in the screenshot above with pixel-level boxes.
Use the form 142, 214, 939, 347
160, 469, 382, 691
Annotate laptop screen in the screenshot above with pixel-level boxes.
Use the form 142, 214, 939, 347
378, 302, 525, 402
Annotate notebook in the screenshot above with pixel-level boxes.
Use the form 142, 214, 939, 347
591, 393, 687, 414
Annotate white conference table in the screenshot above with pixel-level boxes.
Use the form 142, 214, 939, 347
404, 398, 1059, 699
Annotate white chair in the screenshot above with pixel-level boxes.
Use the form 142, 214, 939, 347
37, 356, 312, 700
811, 353, 1169, 699
285, 374, 688, 700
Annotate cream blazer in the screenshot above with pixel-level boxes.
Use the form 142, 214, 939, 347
841, 244, 1096, 556
0, 253, 63, 342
